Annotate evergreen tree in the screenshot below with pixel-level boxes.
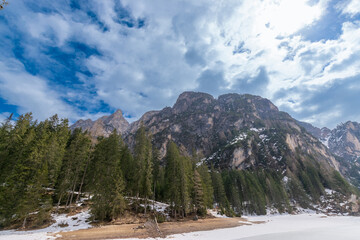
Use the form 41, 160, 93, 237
120, 145, 135, 195
152, 147, 164, 201
197, 164, 214, 209
0, 113, 13, 184
55, 128, 91, 209
164, 141, 181, 216
0, 114, 70, 228
164, 141, 192, 217
193, 170, 205, 215
133, 125, 153, 214
88, 131, 126, 221
210, 165, 232, 216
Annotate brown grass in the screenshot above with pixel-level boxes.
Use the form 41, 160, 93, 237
53, 217, 257, 240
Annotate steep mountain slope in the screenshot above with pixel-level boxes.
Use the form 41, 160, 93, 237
125, 92, 358, 210
125, 92, 338, 170
299, 121, 360, 188
71, 109, 129, 137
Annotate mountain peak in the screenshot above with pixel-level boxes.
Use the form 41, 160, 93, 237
71, 109, 129, 137
112, 109, 123, 116
173, 91, 214, 114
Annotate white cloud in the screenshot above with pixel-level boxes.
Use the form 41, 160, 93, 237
1, 0, 360, 127
340, 0, 360, 17
76, 0, 329, 116
0, 59, 77, 120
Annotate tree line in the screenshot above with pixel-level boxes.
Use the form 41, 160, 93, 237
0, 113, 231, 228
2, 113, 347, 229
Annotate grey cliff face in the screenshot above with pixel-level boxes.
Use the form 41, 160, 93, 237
121, 92, 338, 178
71, 92, 342, 180
328, 121, 360, 163
70, 109, 129, 137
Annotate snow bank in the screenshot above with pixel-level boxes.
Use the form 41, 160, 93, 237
0, 210, 91, 240
208, 209, 229, 218
139, 199, 169, 213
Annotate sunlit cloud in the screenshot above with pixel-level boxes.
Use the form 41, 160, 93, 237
0, 0, 359, 128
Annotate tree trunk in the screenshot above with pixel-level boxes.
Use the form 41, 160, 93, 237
135, 193, 139, 213
76, 156, 90, 203
56, 194, 63, 212
22, 217, 27, 229
69, 180, 78, 207
144, 197, 147, 216
65, 192, 71, 208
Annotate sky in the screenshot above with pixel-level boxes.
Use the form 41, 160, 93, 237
0, 0, 360, 128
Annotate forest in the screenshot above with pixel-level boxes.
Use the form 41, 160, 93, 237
0, 113, 349, 229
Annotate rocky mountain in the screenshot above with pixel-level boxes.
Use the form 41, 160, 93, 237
71, 92, 341, 173
125, 92, 337, 170
71, 91, 359, 213
299, 121, 360, 188
71, 109, 129, 137
296, 121, 331, 146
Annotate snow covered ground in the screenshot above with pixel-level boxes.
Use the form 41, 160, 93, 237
2, 212, 360, 240
208, 209, 229, 218
121, 213, 360, 240
0, 210, 91, 240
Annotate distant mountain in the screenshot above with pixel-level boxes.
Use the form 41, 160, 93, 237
298, 121, 360, 188
71, 91, 359, 213
71, 109, 129, 137
296, 121, 331, 146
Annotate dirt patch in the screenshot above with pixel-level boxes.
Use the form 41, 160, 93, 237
53, 217, 254, 240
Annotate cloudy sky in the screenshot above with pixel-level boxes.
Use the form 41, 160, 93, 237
0, 0, 360, 128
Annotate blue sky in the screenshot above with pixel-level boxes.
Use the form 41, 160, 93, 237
0, 0, 360, 128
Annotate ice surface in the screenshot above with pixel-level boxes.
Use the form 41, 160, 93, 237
3, 213, 360, 240
121, 214, 360, 240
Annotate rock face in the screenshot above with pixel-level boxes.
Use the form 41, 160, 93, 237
71, 91, 360, 211
299, 120, 360, 188
71, 109, 129, 137
72, 92, 340, 176
121, 92, 339, 181
328, 121, 360, 162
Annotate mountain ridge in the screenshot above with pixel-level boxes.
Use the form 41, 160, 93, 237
298, 120, 360, 188
70, 91, 359, 213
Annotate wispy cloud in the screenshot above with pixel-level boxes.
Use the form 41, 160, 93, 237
0, 0, 359, 128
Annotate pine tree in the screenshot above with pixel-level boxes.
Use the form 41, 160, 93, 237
0, 113, 13, 184
193, 170, 205, 215
120, 145, 135, 195
164, 141, 181, 216
55, 128, 91, 209
151, 147, 161, 200
133, 125, 153, 214
210, 165, 232, 216
179, 155, 191, 217
164, 141, 192, 218
197, 164, 214, 209
88, 131, 126, 221
0, 113, 70, 227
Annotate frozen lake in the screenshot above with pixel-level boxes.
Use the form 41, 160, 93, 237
146, 214, 360, 240
1, 213, 360, 240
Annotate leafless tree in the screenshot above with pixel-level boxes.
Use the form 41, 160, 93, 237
0, 0, 8, 10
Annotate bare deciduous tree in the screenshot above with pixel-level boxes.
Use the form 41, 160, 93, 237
0, 0, 8, 10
